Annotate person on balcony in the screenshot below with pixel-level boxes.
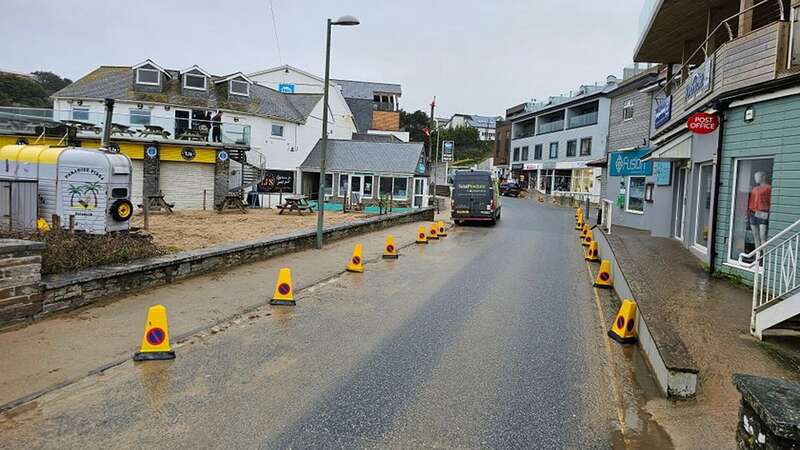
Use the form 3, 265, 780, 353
211, 111, 222, 143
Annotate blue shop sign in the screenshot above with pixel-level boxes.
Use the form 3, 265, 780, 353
654, 95, 672, 128
609, 148, 653, 177
278, 83, 295, 93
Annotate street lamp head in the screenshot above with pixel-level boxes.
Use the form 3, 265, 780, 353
332, 15, 359, 26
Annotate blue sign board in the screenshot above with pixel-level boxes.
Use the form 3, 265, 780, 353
278, 83, 295, 94
654, 161, 672, 186
654, 95, 672, 129
609, 148, 653, 177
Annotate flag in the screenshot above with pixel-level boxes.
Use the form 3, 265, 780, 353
423, 127, 430, 137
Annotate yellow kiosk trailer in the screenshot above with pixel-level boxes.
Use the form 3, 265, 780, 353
0, 144, 133, 234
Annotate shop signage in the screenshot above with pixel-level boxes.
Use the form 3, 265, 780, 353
654, 95, 672, 129
278, 83, 295, 94
523, 163, 540, 171
442, 140, 454, 162
511, 163, 523, 170
654, 161, 672, 186
687, 112, 719, 134
257, 170, 294, 193
685, 58, 714, 105
609, 148, 653, 177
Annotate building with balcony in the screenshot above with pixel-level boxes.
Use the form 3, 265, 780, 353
330, 78, 409, 142
443, 114, 502, 141
633, 0, 800, 278
507, 77, 619, 200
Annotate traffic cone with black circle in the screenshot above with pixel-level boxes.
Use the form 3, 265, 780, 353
383, 235, 399, 259
428, 223, 439, 240
585, 240, 600, 262
575, 213, 584, 230
593, 260, 613, 288
270, 268, 295, 306
133, 304, 175, 361
347, 244, 364, 273
580, 223, 589, 241
437, 220, 447, 237
583, 229, 594, 247
416, 225, 428, 244
608, 299, 638, 344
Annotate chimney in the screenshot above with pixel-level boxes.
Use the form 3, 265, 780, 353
100, 98, 115, 150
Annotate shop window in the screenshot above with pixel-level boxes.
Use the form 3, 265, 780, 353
363, 175, 374, 198
626, 176, 646, 213
521, 146, 529, 160
694, 164, 713, 250
338, 173, 349, 197
549, 142, 558, 159
571, 169, 594, 193
728, 158, 774, 264
580, 137, 592, 156
392, 177, 408, 200
566, 140, 577, 157
534, 144, 542, 160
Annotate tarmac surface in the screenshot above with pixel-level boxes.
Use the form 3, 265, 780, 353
0, 198, 674, 449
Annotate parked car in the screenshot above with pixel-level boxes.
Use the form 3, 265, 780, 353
451, 170, 501, 225
500, 181, 522, 197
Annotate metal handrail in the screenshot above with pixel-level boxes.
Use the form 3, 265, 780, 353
738, 217, 800, 266
600, 199, 614, 235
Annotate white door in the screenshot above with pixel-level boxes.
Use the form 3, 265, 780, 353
413, 178, 428, 208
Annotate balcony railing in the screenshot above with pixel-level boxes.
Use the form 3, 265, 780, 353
537, 120, 564, 134
0, 107, 251, 146
373, 102, 398, 112
567, 111, 598, 129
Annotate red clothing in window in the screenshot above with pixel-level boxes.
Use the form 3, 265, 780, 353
748, 184, 772, 213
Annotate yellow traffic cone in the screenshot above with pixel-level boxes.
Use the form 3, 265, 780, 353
437, 220, 447, 237
575, 214, 584, 230
428, 223, 439, 240
133, 304, 175, 361
576, 207, 583, 218
270, 268, 295, 306
585, 240, 600, 262
583, 230, 594, 247
580, 223, 589, 240
347, 244, 364, 273
608, 299, 638, 344
594, 259, 613, 288
416, 226, 428, 244
383, 235, 399, 259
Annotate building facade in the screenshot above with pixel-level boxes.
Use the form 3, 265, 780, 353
508, 79, 618, 200
493, 119, 512, 178
330, 79, 409, 142
444, 114, 502, 141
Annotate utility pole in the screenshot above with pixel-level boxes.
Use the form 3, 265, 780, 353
430, 97, 437, 212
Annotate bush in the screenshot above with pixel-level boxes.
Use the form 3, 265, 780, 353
0, 229, 168, 275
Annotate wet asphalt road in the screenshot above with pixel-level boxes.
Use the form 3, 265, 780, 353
0, 198, 620, 449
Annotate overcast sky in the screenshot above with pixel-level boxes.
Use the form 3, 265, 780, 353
2, 0, 644, 118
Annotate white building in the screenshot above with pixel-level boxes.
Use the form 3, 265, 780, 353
444, 114, 502, 141
508, 77, 620, 202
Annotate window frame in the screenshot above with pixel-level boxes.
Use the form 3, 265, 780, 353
625, 176, 646, 214
521, 146, 529, 161
135, 68, 161, 86
549, 142, 559, 159
580, 137, 592, 157
71, 107, 90, 121
534, 144, 543, 160
725, 156, 775, 269
129, 109, 151, 126
271, 123, 285, 137
392, 177, 409, 200
566, 139, 577, 157
622, 99, 634, 121
323, 173, 334, 197
183, 73, 207, 91
512, 147, 520, 162
229, 79, 250, 97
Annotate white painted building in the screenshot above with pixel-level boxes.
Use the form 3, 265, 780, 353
444, 114, 502, 141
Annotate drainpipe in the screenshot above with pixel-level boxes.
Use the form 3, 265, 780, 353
708, 100, 726, 274
100, 98, 115, 150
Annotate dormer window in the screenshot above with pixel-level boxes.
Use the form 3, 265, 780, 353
136, 68, 160, 86
230, 80, 250, 96
184, 73, 207, 91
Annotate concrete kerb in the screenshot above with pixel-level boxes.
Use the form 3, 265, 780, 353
0, 218, 451, 414
591, 225, 699, 399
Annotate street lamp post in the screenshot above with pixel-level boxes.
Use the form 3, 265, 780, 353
316, 15, 359, 250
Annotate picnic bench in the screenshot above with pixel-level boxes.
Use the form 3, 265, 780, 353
138, 192, 174, 214
177, 127, 208, 142
217, 192, 248, 214
111, 123, 136, 137
277, 195, 314, 215
62, 120, 102, 134
138, 125, 171, 139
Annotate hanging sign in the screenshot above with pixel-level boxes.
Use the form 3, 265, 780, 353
687, 112, 719, 134
654, 95, 672, 129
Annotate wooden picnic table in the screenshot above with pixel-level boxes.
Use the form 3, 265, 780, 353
111, 123, 136, 137
138, 125, 171, 139
177, 128, 207, 142
62, 120, 102, 134
138, 192, 174, 214
277, 195, 314, 215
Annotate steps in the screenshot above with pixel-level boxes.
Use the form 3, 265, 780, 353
754, 290, 800, 339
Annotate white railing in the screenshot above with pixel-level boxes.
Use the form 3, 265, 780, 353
600, 199, 614, 235
739, 218, 800, 329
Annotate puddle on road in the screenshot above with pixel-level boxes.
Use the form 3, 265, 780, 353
613, 346, 674, 449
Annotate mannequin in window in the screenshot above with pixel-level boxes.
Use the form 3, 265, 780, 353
748, 170, 771, 249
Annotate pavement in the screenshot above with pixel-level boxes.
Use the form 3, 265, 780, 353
603, 225, 800, 449
0, 198, 679, 449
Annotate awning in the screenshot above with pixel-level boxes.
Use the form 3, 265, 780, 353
586, 156, 607, 168
643, 134, 691, 161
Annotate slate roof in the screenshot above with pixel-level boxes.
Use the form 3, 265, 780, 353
300, 139, 424, 174
53, 66, 322, 124
351, 133, 402, 143
332, 79, 402, 100
344, 98, 374, 132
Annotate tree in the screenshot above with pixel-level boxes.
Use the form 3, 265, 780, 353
399, 109, 431, 143
31, 71, 72, 95
0, 74, 50, 107
433, 125, 493, 164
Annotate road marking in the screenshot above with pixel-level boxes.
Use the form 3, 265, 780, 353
585, 261, 627, 434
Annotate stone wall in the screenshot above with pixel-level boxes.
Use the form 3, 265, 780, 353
0, 240, 45, 327
4, 207, 434, 329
